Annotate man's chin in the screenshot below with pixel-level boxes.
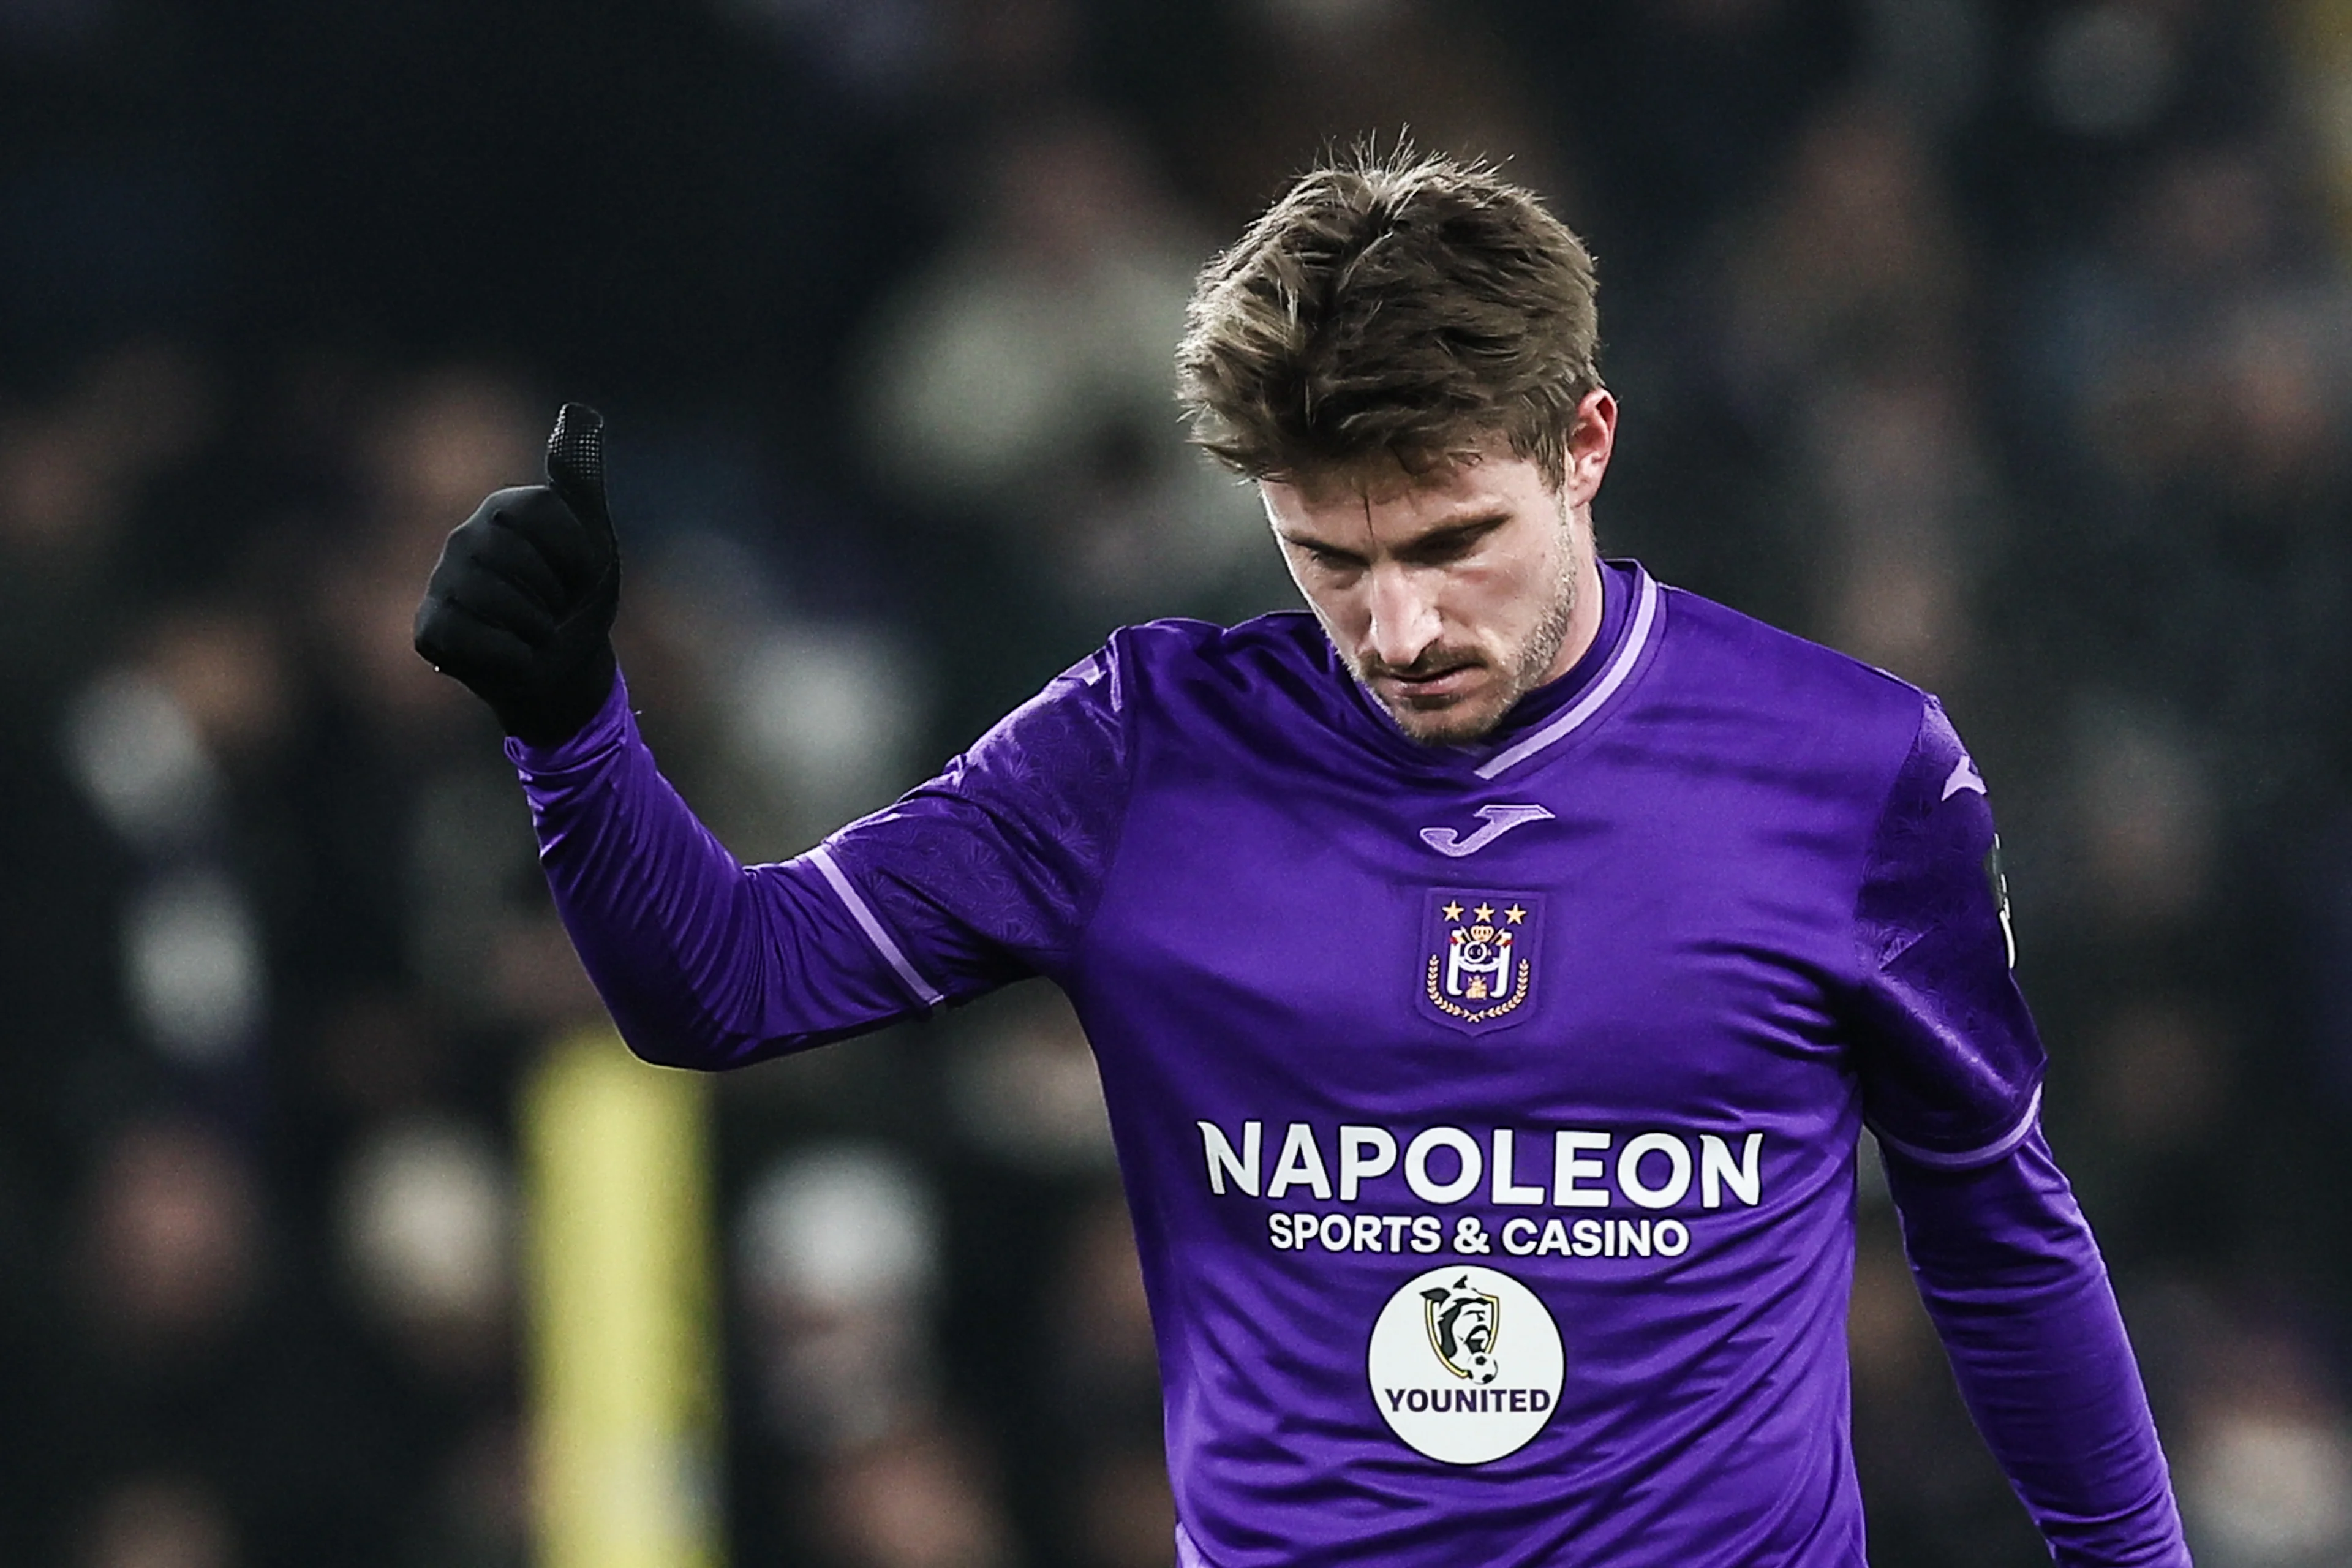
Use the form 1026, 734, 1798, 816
1381, 692, 1512, 747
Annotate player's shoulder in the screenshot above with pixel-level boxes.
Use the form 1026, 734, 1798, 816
949, 614, 1330, 812
1096, 611, 1336, 712
1105, 610, 1325, 669
1648, 577, 1935, 781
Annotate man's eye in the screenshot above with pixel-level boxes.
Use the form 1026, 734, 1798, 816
1415, 530, 1485, 564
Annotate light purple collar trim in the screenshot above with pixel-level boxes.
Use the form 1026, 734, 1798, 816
1475, 567, 1660, 780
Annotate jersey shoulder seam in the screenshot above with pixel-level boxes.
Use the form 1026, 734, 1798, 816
1847, 689, 1940, 984
1061, 624, 1163, 965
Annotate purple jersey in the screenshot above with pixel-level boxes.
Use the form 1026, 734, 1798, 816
510, 562, 2187, 1566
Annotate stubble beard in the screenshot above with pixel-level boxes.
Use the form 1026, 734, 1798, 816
1356, 554, 1580, 748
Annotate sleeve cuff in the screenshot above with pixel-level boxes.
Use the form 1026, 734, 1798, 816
503, 666, 636, 777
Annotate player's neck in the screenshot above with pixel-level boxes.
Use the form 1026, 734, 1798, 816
1536, 537, 1610, 688
1487, 551, 1624, 739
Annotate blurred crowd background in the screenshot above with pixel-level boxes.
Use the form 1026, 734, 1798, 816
6, 0, 2352, 1564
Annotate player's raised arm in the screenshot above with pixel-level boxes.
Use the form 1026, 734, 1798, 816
1850, 699, 2188, 1566
413, 408, 1133, 1068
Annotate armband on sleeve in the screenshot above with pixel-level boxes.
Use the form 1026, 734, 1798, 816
1850, 697, 2044, 1167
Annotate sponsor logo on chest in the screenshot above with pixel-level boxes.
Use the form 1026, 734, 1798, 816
1368, 1264, 1565, 1464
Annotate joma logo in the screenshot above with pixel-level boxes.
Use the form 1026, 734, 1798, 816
1419, 804, 1553, 858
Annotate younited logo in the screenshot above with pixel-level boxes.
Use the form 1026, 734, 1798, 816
1420, 803, 1553, 858
1422, 1275, 1501, 1383
1368, 1264, 1564, 1464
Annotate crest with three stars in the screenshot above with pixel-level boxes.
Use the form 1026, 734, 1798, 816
1416, 890, 1545, 1035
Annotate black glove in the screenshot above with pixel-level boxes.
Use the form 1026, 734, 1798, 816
413, 403, 621, 746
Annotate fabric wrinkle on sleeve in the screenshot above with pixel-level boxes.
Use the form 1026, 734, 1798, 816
510, 671, 931, 1066
1883, 1128, 2190, 1564
508, 646, 1134, 1069
1851, 706, 2189, 1563
804, 641, 1137, 1000
1849, 696, 2046, 1167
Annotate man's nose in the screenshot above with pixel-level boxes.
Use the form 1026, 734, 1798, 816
1365, 564, 1441, 669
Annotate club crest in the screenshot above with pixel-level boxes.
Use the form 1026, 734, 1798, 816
1418, 890, 1542, 1033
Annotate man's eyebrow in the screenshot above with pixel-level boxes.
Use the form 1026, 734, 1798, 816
1273, 527, 1363, 556
1275, 508, 1513, 562
1420, 508, 1513, 534
1399, 510, 1513, 549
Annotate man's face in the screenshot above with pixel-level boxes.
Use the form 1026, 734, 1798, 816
1261, 393, 1616, 745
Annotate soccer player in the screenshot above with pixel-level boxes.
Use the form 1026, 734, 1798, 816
415, 150, 2188, 1564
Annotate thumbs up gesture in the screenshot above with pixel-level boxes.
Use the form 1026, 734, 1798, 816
413, 404, 622, 745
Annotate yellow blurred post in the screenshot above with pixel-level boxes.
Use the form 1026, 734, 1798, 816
2291, 0, 2352, 252
524, 1028, 722, 1568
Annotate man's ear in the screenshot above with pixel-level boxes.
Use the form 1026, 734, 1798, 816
1562, 387, 1618, 507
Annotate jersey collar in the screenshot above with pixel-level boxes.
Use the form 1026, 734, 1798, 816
1330, 558, 1662, 778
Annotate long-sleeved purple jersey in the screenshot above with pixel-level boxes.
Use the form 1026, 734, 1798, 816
510, 561, 2188, 1566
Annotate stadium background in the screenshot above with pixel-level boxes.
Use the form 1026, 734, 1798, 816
4, 0, 2352, 1563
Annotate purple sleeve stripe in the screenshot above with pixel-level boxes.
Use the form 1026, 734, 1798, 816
1872, 1084, 2044, 1170
807, 845, 947, 1009
1476, 569, 1660, 780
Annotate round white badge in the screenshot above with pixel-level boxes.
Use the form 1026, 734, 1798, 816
1366, 1264, 1564, 1464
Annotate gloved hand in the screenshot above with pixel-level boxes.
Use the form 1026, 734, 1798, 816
413, 403, 621, 746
